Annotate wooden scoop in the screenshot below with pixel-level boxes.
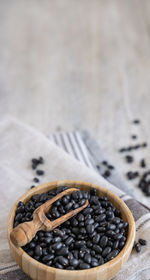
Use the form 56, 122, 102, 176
10, 188, 88, 247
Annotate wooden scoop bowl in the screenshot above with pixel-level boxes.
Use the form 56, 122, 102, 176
10, 188, 88, 247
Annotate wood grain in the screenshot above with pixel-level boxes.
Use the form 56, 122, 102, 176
7, 180, 135, 280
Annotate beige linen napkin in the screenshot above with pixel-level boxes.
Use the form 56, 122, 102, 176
0, 116, 150, 280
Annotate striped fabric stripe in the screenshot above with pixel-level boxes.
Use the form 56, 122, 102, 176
50, 132, 95, 167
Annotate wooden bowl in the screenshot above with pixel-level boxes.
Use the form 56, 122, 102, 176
7, 180, 135, 280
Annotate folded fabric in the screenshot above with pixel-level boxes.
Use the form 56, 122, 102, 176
0, 116, 150, 280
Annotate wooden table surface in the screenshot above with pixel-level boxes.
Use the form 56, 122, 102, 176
0, 0, 150, 204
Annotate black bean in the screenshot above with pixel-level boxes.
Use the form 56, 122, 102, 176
53, 229, 64, 237
85, 218, 94, 226
107, 241, 113, 247
35, 245, 42, 256
95, 214, 106, 222
107, 223, 116, 230
62, 235, 69, 241
66, 266, 74, 270
98, 256, 104, 265
138, 239, 147, 246
113, 217, 121, 224
84, 253, 91, 264
131, 135, 137, 139
62, 196, 69, 205
106, 250, 119, 261
93, 245, 102, 254
113, 240, 119, 249
133, 119, 140, 124
119, 241, 125, 249
106, 211, 114, 220
39, 156, 44, 164
33, 177, 39, 183
58, 256, 69, 266
73, 250, 79, 259
56, 247, 69, 256
29, 242, 36, 249
119, 148, 126, 153
79, 263, 91, 269
73, 203, 79, 209
92, 234, 100, 244
34, 255, 40, 261
135, 243, 141, 253
126, 171, 139, 180
102, 161, 108, 165
86, 241, 93, 248
71, 191, 79, 201
65, 237, 74, 246
71, 218, 78, 227
69, 258, 79, 267
16, 207, 25, 215
102, 247, 111, 257
91, 250, 96, 257
125, 155, 134, 163
86, 224, 95, 234
30, 185, 35, 189
52, 242, 63, 251
32, 164, 37, 170
114, 233, 122, 240
90, 188, 97, 195
15, 213, 22, 222
95, 208, 105, 215
100, 236, 108, 248
103, 170, 111, 178
140, 159, 146, 168
79, 199, 86, 206
106, 230, 116, 237
108, 165, 115, 170
142, 142, 148, 147
83, 208, 93, 215
97, 226, 106, 233
55, 262, 64, 269
78, 222, 85, 228
42, 248, 48, 256
121, 236, 126, 242
32, 158, 39, 166
37, 231, 44, 238
91, 261, 99, 267
82, 191, 89, 199
32, 194, 40, 202
42, 254, 54, 263
46, 260, 53, 266
75, 240, 86, 248
65, 202, 73, 211
67, 252, 73, 260
72, 227, 80, 235
36, 170, 44, 176
77, 214, 84, 222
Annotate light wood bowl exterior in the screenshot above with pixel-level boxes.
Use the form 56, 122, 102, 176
7, 180, 135, 280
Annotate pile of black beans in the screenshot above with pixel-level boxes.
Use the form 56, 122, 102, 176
14, 186, 128, 270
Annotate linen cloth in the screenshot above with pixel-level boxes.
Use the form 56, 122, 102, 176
0, 117, 150, 280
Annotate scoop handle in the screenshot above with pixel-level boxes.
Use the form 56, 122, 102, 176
10, 220, 40, 247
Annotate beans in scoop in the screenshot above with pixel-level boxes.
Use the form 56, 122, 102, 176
14, 186, 128, 270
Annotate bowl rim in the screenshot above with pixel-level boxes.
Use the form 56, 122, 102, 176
7, 180, 135, 275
